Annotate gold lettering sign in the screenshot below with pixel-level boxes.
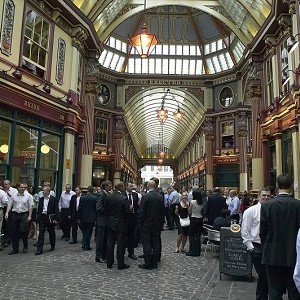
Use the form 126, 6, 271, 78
66, 159, 71, 169
24, 100, 40, 111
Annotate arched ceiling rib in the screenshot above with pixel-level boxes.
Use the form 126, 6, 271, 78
71, 0, 272, 45
124, 88, 204, 157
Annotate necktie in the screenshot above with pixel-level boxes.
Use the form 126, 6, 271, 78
128, 193, 132, 205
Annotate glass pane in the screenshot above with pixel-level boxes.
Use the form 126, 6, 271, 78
39, 169, 57, 191
156, 58, 162, 74
40, 133, 60, 171
176, 45, 182, 55
11, 167, 35, 186
0, 120, 11, 164
14, 125, 38, 168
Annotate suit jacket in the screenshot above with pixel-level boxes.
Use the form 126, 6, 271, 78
206, 193, 227, 224
78, 193, 97, 224
96, 190, 108, 226
69, 194, 79, 220
260, 194, 300, 267
106, 191, 129, 232
36, 195, 59, 223
139, 190, 164, 233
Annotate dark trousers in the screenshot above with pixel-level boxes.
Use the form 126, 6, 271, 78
70, 214, 78, 242
127, 214, 137, 255
266, 265, 300, 300
250, 243, 268, 300
37, 215, 56, 251
60, 208, 71, 238
164, 207, 171, 228
188, 217, 203, 256
169, 204, 177, 229
96, 225, 107, 260
141, 229, 160, 268
106, 227, 126, 267
11, 212, 28, 252
81, 223, 94, 248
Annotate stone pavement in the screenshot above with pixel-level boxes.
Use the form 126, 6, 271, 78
0, 229, 287, 300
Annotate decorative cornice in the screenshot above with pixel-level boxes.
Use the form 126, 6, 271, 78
85, 82, 98, 94
125, 86, 144, 103
30, 0, 52, 16
185, 88, 204, 106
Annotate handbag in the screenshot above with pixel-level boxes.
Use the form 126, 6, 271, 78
179, 216, 190, 227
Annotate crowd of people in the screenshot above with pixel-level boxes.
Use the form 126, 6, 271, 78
1, 174, 300, 299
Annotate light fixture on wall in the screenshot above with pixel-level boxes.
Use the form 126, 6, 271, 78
129, 0, 159, 58
0, 66, 23, 80
0, 144, 9, 154
282, 69, 300, 86
58, 93, 72, 104
41, 144, 50, 154
287, 34, 299, 53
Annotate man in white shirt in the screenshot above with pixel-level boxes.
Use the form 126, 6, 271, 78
5, 182, 33, 255
241, 188, 271, 300
59, 184, 75, 241
0, 189, 8, 250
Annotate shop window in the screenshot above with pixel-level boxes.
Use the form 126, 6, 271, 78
221, 121, 234, 148
219, 87, 234, 108
95, 118, 108, 145
22, 8, 50, 78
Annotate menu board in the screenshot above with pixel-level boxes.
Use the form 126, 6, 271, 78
219, 227, 252, 278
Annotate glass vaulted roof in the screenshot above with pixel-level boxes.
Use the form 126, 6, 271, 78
99, 6, 246, 75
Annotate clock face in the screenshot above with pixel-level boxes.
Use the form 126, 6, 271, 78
97, 84, 110, 105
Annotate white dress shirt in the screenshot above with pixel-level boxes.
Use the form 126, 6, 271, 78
241, 202, 262, 250
0, 189, 8, 208
42, 196, 50, 214
293, 229, 300, 293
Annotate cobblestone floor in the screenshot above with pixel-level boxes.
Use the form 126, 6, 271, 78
0, 229, 286, 300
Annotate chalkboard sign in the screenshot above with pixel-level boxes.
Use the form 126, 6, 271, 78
219, 227, 252, 279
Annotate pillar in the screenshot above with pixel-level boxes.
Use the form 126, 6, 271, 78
247, 82, 264, 191
62, 130, 75, 188
275, 133, 283, 176
292, 130, 300, 199
205, 136, 214, 191
113, 116, 125, 185
80, 86, 96, 189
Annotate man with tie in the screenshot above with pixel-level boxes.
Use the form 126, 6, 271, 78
106, 182, 130, 270
35, 186, 59, 255
125, 182, 139, 260
68, 187, 82, 244
260, 174, 300, 299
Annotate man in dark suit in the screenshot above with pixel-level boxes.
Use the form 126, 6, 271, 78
106, 181, 130, 270
124, 182, 139, 260
206, 187, 227, 225
139, 180, 164, 270
95, 180, 112, 263
35, 186, 59, 255
68, 187, 82, 244
260, 174, 300, 299
78, 186, 97, 250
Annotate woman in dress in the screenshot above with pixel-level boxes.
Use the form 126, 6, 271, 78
174, 191, 190, 253
186, 187, 204, 256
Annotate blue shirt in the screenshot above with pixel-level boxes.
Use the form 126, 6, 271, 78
169, 190, 179, 205
228, 196, 240, 215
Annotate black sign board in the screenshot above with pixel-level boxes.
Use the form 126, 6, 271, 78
219, 227, 252, 278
